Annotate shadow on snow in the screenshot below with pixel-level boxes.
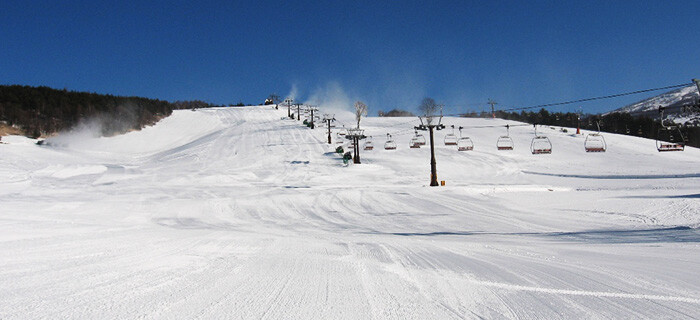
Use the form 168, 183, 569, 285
522, 171, 700, 179
369, 226, 700, 244
620, 194, 700, 199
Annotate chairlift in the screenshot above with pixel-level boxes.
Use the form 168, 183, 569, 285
410, 137, 421, 148
584, 134, 606, 152
584, 121, 606, 152
335, 132, 344, 144
384, 133, 397, 150
364, 136, 374, 150
530, 124, 552, 154
496, 124, 514, 150
339, 126, 347, 136
656, 107, 685, 152
457, 126, 474, 151
656, 129, 684, 152
348, 131, 358, 149
413, 129, 426, 146
444, 125, 458, 145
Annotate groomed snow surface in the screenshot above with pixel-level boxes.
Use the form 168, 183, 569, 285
1, 106, 699, 319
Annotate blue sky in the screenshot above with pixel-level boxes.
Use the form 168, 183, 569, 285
1, 0, 698, 114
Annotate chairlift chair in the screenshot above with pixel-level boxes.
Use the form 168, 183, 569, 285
457, 126, 473, 151
496, 124, 514, 150
656, 107, 685, 152
584, 134, 607, 152
409, 136, 421, 148
335, 132, 344, 144
584, 121, 606, 152
530, 125, 552, 154
384, 133, 397, 150
444, 125, 458, 145
413, 130, 426, 146
497, 137, 514, 150
656, 127, 685, 151
458, 137, 474, 151
364, 136, 374, 150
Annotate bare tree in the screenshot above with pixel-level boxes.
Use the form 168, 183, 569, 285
418, 97, 440, 125
266, 94, 281, 109
354, 101, 368, 129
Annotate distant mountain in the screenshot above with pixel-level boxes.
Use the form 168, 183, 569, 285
606, 84, 699, 123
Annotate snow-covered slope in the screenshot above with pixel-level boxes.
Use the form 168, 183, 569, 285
607, 84, 699, 123
1, 106, 699, 319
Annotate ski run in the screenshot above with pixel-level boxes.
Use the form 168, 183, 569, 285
1, 105, 699, 319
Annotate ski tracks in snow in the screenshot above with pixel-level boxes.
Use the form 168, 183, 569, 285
2, 106, 700, 319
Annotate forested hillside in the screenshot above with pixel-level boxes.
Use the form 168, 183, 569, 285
378, 109, 415, 117
463, 108, 700, 148
0, 85, 211, 138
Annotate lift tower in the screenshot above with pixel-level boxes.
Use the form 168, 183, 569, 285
487, 99, 497, 118
307, 106, 318, 129
323, 114, 336, 144
284, 98, 294, 119
416, 100, 445, 186
345, 128, 366, 164
295, 103, 303, 120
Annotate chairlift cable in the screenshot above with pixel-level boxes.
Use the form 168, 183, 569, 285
316, 82, 697, 152
368, 82, 692, 115
494, 82, 691, 113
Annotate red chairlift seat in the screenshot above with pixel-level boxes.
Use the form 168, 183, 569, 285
444, 125, 458, 145
584, 121, 607, 152
415, 135, 426, 146
655, 107, 685, 152
410, 137, 421, 148
444, 134, 458, 145
456, 126, 473, 151
496, 125, 514, 150
457, 137, 474, 151
531, 136, 552, 154
656, 127, 685, 152
530, 124, 552, 154
364, 136, 374, 150
384, 134, 397, 150
410, 130, 425, 148
496, 136, 514, 150
657, 143, 685, 152
584, 133, 607, 152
